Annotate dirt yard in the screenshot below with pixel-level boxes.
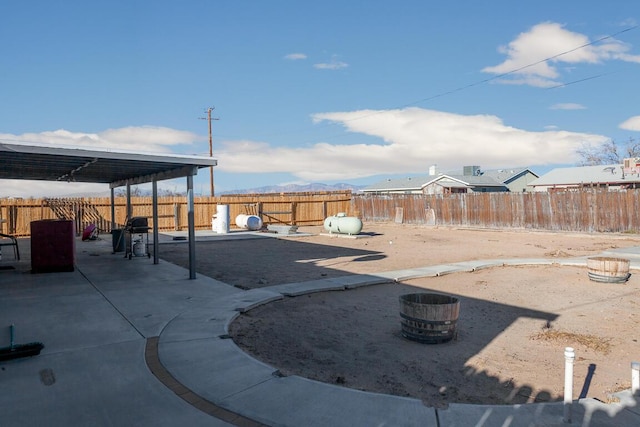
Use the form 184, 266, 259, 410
159, 224, 640, 407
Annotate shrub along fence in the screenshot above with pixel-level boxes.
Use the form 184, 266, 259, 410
0, 191, 355, 237
352, 190, 640, 233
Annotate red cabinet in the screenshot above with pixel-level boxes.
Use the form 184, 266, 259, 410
30, 220, 75, 273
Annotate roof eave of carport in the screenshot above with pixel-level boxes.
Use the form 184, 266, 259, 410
0, 140, 216, 186
109, 165, 203, 188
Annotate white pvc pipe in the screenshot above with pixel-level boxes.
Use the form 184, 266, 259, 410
564, 347, 575, 424
632, 361, 640, 395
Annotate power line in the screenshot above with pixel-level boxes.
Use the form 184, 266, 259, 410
546, 71, 617, 90
211, 25, 639, 145
340, 24, 639, 124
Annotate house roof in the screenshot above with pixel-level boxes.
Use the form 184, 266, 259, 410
364, 175, 433, 192
424, 174, 506, 188
364, 167, 533, 192
529, 164, 632, 187
482, 167, 536, 183
0, 141, 217, 188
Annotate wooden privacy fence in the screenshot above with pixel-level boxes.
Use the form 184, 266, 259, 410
0, 191, 354, 237
5, 190, 640, 237
352, 190, 640, 233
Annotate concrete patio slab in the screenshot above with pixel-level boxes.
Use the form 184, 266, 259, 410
0, 340, 229, 427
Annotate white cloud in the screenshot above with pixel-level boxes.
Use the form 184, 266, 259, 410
0, 126, 202, 197
483, 22, 640, 87
314, 55, 348, 70
284, 53, 307, 60
550, 103, 587, 110
614, 52, 640, 63
98, 126, 199, 151
216, 107, 608, 181
619, 18, 637, 27
620, 115, 640, 131
0, 180, 109, 198
0, 115, 611, 196
0, 126, 199, 154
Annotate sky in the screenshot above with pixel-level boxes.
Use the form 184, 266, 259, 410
1, 1, 640, 197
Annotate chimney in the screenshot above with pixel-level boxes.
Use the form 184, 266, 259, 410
463, 165, 481, 176
429, 164, 438, 176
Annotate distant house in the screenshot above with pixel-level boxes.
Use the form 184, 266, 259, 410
529, 160, 640, 192
363, 166, 538, 195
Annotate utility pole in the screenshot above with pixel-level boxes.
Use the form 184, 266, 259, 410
200, 107, 219, 197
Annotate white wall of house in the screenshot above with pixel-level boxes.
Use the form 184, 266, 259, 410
507, 172, 538, 192
422, 183, 448, 195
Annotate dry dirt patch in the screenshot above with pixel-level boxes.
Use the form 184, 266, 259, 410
158, 224, 640, 406
230, 265, 640, 407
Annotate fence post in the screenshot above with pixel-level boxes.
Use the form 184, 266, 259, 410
291, 202, 297, 225
173, 203, 180, 231
9, 205, 17, 234
77, 205, 83, 236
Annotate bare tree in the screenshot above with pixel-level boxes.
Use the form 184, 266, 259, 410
576, 138, 640, 166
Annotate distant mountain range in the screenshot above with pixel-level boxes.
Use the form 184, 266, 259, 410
219, 182, 367, 195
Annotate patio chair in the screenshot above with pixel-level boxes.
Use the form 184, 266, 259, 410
0, 233, 20, 260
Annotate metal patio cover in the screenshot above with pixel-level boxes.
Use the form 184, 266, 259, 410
0, 141, 216, 187
1, 141, 216, 280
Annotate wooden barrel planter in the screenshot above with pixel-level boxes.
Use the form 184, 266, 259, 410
587, 257, 631, 283
399, 293, 460, 344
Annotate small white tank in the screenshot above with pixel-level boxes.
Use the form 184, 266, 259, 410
323, 213, 363, 235
133, 239, 146, 257
235, 214, 263, 231
212, 204, 230, 234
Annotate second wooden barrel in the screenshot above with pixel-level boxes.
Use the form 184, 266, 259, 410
587, 257, 630, 283
399, 293, 460, 344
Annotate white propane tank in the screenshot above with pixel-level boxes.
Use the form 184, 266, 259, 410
235, 214, 263, 231
214, 204, 230, 234
323, 213, 363, 235
133, 240, 146, 257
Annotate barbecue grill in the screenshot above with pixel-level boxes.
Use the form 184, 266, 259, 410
124, 216, 151, 259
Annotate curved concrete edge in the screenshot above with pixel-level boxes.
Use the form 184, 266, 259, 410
145, 337, 267, 427
156, 330, 438, 427
153, 255, 640, 427
268, 278, 347, 296
158, 288, 285, 343
218, 374, 437, 427
155, 275, 440, 426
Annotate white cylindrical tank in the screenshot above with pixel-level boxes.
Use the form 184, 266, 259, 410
133, 239, 146, 257
235, 214, 263, 231
323, 213, 363, 235
213, 204, 230, 234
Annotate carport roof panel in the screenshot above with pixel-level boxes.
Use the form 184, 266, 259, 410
0, 141, 216, 187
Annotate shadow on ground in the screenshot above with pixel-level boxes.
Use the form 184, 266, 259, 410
159, 238, 386, 289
